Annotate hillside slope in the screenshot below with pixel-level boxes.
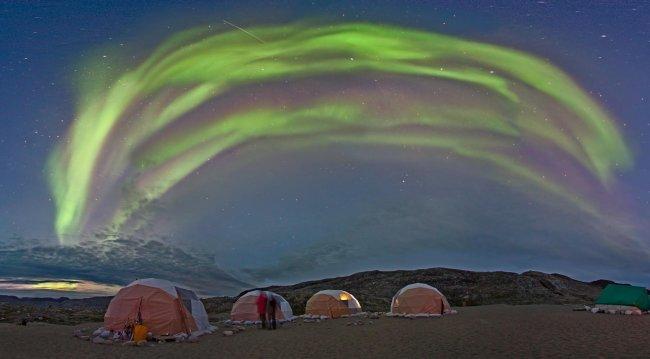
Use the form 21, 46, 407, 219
204, 267, 612, 315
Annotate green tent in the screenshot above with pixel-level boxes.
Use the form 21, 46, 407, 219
595, 284, 649, 311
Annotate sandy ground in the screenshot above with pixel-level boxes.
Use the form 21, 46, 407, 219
1, 305, 648, 358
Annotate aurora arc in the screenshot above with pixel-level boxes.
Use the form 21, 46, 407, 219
48, 22, 632, 244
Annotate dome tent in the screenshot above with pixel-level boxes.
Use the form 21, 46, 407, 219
305, 290, 362, 318
390, 283, 453, 316
230, 290, 294, 322
595, 284, 649, 313
104, 278, 212, 336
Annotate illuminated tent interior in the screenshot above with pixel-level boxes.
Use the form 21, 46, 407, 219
305, 289, 362, 318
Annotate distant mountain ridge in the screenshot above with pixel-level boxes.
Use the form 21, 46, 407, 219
0, 295, 112, 309
204, 267, 626, 315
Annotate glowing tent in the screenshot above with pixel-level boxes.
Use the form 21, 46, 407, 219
305, 290, 362, 318
230, 290, 294, 322
390, 283, 453, 315
104, 278, 211, 336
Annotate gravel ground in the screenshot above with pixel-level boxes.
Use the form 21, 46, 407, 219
1, 304, 648, 358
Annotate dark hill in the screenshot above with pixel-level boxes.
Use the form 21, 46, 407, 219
204, 267, 614, 315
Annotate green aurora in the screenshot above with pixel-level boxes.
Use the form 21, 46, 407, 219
47, 22, 632, 244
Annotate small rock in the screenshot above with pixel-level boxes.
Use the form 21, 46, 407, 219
187, 335, 200, 343
92, 337, 113, 345
223, 330, 234, 336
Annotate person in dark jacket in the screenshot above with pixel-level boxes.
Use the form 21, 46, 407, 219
267, 294, 278, 330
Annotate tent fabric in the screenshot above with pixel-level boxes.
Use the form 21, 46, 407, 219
104, 278, 210, 335
595, 284, 649, 311
230, 290, 294, 321
129, 278, 178, 297
305, 290, 362, 318
391, 283, 452, 315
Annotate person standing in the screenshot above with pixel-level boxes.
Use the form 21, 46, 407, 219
256, 291, 268, 329
267, 294, 278, 330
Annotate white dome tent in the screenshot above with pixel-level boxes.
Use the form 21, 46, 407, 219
230, 290, 294, 324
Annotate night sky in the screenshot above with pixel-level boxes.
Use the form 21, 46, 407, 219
0, 1, 648, 297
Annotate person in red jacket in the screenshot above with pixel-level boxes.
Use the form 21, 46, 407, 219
256, 291, 268, 329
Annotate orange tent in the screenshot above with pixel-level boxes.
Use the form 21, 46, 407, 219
104, 278, 211, 336
305, 290, 361, 318
230, 290, 294, 322
390, 283, 452, 315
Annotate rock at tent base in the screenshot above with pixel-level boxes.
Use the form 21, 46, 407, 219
624, 310, 633, 315
187, 335, 200, 343
173, 333, 188, 343
123, 341, 136, 346
136, 340, 147, 346
223, 330, 234, 336
590, 307, 600, 314
92, 337, 113, 345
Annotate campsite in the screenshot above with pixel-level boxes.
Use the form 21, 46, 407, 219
1, 270, 649, 358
